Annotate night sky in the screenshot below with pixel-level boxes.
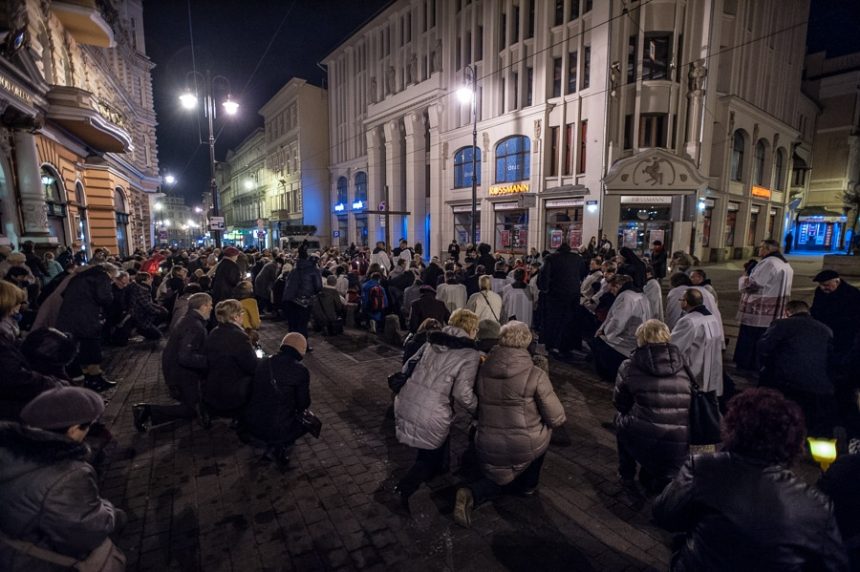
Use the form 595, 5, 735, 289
143, 0, 858, 206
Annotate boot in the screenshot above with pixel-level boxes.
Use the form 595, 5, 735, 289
84, 374, 117, 393
132, 404, 151, 433
453, 488, 474, 528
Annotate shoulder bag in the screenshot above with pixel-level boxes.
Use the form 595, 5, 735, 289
387, 345, 425, 394
480, 291, 501, 322
686, 365, 722, 446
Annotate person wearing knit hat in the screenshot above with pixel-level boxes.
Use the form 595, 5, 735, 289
240, 332, 312, 469
0, 387, 127, 569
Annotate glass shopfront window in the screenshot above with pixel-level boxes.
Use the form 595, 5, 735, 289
747, 206, 760, 246
336, 215, 348, 247
494, 204, 528, 255
797, 220, 840, 251
725, 202, 739, 247
701, 199, 715, 248
354, 214, 368, 247
453, 206, 480, 245
545, 201, 583, 251
767, 208, 778, 239
617, 197, 672, 255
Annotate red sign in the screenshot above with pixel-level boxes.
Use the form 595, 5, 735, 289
500, 230, 511, 247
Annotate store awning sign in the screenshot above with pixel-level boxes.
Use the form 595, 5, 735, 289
751, 186, 771, 199
489, 183, 529, 197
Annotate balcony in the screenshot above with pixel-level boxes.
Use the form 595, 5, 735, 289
46, 86, 133, 153
51, 0, 115, 48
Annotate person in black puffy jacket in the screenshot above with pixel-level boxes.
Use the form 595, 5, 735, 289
653, 388, 849, 572
281, 243, 322, 341
201, 299, 257, 420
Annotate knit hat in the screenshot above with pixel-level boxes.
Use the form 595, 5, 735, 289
223, 247, 240, 257
280, 332, 307, 357
477, 318, 500, 341
20, 387, 104, 430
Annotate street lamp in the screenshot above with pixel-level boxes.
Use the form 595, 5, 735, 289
179, 70, 240, 248
458, 64, 479, 246
164, 174, 176, 185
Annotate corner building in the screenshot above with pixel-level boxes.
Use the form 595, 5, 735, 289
324, 0, 810, 260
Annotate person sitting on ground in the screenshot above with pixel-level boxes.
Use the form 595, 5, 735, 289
201, 299, 258, 424
240, 332, 311, 469
393, 309, 481, 508
408, 284, 450, 333
132, 293, 212, 433
454, 321, 566, 527
0, 387, 127, 570
614, 319, 692, 494
653, 388, 849, 571
465, 275, 503, 326
436, 271, 467, 313
311, 275, 345, 335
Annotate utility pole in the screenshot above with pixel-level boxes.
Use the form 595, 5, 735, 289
364, 185, 410, 250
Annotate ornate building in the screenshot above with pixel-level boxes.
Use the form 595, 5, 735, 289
0, 0, 159, 257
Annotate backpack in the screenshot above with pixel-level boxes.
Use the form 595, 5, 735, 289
369, 284, 387, 313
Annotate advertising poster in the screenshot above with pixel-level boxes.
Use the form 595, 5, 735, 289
623, 229, 638, 249
569, 230, 583, 248
550, 229, 563, 249
512, 225, 523, 249
648, 229, 664, 246
500, 230, 511, 247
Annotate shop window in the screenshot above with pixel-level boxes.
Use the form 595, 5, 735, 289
546, 206, 583, 250
354, 171, 367, 203
642, 33, 672, 80
495, 135, 531, 183
552, 57, 562, 98
774, 148, 786, 190
581, 46, 591, 89
767, 209, 777, 239
495, 209, 528, 255
548, 127, 559, 176
115, 188, 130, 257
567, 50, 578, 94
747, 210, 759, 245
41, 166, 68, 246
618, 203, 673, 254
453, 146, 482, 188
639, 114, 667, 148
454, 210, 480, 245
336, 176, 348, 205
753, 140, 767, 186
578, 121, 588, 174
731, 130, 746, 181
701, 204, 714, 248
725, 205, 739, 246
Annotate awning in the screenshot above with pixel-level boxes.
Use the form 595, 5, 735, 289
46, 86, 132, 153
796, 206, 847, 223
52, 1, 115, 48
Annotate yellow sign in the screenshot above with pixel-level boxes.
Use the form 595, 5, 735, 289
751, 185, 771, 199
489, 183, 529, 197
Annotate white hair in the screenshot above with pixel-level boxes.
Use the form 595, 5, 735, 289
498, 320, 532, 349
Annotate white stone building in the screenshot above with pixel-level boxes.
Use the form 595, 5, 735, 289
324, 0, 811, 261
217, 128, 273, 248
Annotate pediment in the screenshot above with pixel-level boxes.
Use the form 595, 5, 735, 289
603, 149, 707, 194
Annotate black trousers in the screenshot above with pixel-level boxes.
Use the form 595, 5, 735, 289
734, 324, 766, 371
541, 295, 581, 352
469, 454, 546, 505
589, 336, 627, 382
780, 387, 837, 438
149, 379, 200, 426
398, 438, 450, 497
286, 301, 311, 339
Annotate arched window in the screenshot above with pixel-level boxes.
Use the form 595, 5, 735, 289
336, 176, 348, 205
114, 188, 129, 257
753, 139, 767, 186
453, 146, 481, 188
495, 135, 531, 183
730, 130, 746, 182
354, 171, 367, 203
41, 166, 68, 246
774, 148, 786, 191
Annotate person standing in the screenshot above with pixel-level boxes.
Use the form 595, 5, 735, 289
670, 289, 724, 397
211, 247, 242, 304
500, 268, 534, 328
281, 242, 322, 341
133, 293, 212, 432
448, 240, 461, 263
537, 242, 586, 357
734, 239, 793, 371
649, 240, 667, 282
810, 270, 860, 365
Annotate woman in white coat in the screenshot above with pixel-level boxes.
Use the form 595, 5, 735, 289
589, 274, 652, 381
465, 275, 503, 325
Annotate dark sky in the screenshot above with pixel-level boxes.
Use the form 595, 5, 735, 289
807, 0, 860, 57
143, 0, 390, 205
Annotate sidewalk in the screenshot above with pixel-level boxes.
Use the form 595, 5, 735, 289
95, 321, 673, 571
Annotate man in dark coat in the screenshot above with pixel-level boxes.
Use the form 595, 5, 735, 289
132, 293, 212, 432
281, 244, 322, 340
56, 264, 116, 391
253, 257, 281, 313
0, 332, 67, 421
127, 273, 167, 340
420, 258, 444, 288
210, 247, 242, 303
241, 332, 311, 467
537, 242, 586, 356
758, 300, 836, 436
810, 270, 860, 364
201, 299, 258, 418
409, 285, 450, 333
475, 243, 496, 277
649, 240, 667, 282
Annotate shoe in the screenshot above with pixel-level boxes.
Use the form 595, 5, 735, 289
84, 375, 117, 393
391, 485, 411, 514
306, 345, 313, 353
132, 404, 150, 433
521, 486, 539, 496
453, 487, 474, 528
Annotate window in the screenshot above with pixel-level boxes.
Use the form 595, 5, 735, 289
476, 26, 483, 60
639, 114, 667, 148
500, 11, 506, 47
569, 0, 580, 20
512, 71, 519, 109
554, 0, 564, 26
512, 4, 519, 43
495, 136, 531, 183
552, 57, 562, 97
774, 148, 786, 190
753, 140, 766, 186
114, 188, 129, 257
354, 171, 367, 202
627, 36, 637, 83
525, 66, 534, 106
567, 50, 578, 93
549, 127, 559, 176
623, 114, 633, 149
792, 155, 807, 187
454, 146, 482, 188
578, 121, 588, 173
731, 130, 745, 181
465, 32, 471, 65
563, 123, 574, 175
581, 46, 590, 89
500, 76, 506, 113
527, 0, 535, 38
336, 176, 348, 204
642, 33, 672, 80
456, 36, 461, 70
585, 0, 592, 12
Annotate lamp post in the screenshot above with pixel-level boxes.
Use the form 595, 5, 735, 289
457, 64, 479, 246
179, 70, 239, 248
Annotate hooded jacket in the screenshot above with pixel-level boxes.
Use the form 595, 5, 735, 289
56, 265, 114, 339
613, 343, 692, 479
394, 326, 480, 449
0, 422, 122, 571
475, 346, 566, 484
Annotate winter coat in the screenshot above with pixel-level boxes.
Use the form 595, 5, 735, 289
650, 247, 668, 279
811, 280, 860, 357
282, 258, 322, 305
242, 348, 310, 445
475, 346, 566, 484
537, 248, 585, 299
311, 286, 344, 325
202, 322, 257, 413
0, 335, 67, 422
254, 261, 280, 299
758, 313, 834, 395
210, 258, 241, 303
162, 310, 207, 397
653, 453, 848, 572
0, 422, 123, 571
239, 297, 261, 331
420, 263, 444, 289
408, 292, 450, 333
394, 327, 480, 449
56, 265, 114, 339
128, 282, 165, 331
613, 343, 692, 479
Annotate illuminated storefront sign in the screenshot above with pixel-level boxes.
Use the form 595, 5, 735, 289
751, 185, 771, 199
488, 183, 529, 197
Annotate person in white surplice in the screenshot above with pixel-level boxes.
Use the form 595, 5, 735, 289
671, 288, 724, 396
590, 274, 652, 381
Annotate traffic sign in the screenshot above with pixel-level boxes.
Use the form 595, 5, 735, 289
209, 216, 225, 231
333, 230, 341, 238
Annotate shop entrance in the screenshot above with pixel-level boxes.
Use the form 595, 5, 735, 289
494, 206, 528, 255
796, 221, 840, 251
617, 201, 672, 255
545, 206, 583, 250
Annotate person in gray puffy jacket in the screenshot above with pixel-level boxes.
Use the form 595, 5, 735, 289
454, 321, 566, 527
393, 308, 481, 506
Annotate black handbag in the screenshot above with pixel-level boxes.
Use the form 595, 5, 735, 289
686, 366, 722, 446
301, 409, 323, 439
387, 348, 423, 394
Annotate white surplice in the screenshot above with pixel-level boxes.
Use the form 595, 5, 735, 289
737, 255, 794, 328
597, 290, 652, 356
501, 284, 534, 327
643, 278, 664, 322
665, 285, 724, 343
671, 309, 724, 395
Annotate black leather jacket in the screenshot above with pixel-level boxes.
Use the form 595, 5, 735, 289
654, 453, 848, 571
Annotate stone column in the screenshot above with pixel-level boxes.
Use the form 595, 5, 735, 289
403, 111, 426, 250
365, 127, 385, 244
383, 119, 405, 247
13, 130, 52, 241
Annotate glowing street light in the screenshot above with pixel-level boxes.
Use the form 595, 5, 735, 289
164, 174, 176, 185
179, 90, 198, 109
222, 96, 239, 116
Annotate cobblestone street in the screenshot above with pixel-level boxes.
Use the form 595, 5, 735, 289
96, 319, 675, 572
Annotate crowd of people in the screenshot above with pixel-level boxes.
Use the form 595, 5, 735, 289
1, 233, 859, 570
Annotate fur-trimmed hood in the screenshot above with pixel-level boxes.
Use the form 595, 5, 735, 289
0, 422, 89, 483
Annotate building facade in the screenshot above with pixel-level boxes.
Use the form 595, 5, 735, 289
324, 0, 810, 261
0, 0, 159, 257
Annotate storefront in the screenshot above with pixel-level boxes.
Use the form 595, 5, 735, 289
493, 202, 528, 255
544, 198, 584, 251
452, 204, 480, 245
792, 209, 847, 252
725, 202, 739, 248
617, 196, 673, 255
747, 205, 762, 246
354, 213, 368, 247
700, 198, 715, 248
335, 215, 348, 247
